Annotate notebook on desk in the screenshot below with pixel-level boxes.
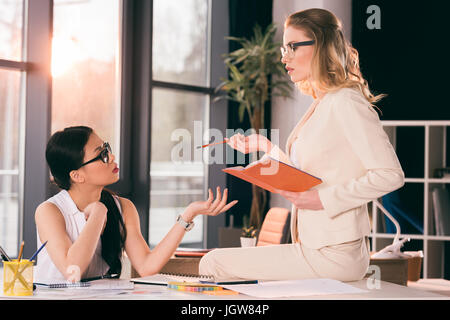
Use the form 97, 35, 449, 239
131, 273, 214, 286
34, 279, 134, 290
131, 273, 257, 286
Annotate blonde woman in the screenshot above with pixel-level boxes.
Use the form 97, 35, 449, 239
199, 8, 405, 282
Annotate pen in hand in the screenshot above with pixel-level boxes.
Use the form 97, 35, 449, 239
196, 139, 227, 149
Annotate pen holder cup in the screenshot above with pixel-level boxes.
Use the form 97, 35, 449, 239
3, 259, 34, 296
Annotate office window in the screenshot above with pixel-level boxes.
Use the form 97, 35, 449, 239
0, 0, 25, 257
0, 69, 23, 257
51, 0, 122, 162
150, 0, 211, 248
153, 0, 209, 86
0, 0, 24, 61
149, 88, 208, 247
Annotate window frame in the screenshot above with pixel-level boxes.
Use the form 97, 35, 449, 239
21, 0, 53, 258
0, 0, 29, 257
149, 0, 212, 249
127, 0, 229, 248
2, 0, 229, 257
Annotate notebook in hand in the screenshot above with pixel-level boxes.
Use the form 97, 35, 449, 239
223, 155, 322, 193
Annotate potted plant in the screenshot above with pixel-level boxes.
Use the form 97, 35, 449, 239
240, 216, 258, 247
216, 23, 293, 230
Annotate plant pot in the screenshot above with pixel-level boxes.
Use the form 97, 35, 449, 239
240, 237, 257, 247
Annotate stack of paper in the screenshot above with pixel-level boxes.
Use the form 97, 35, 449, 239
221, 279, 367, 298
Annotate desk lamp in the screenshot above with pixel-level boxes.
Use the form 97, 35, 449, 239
371, 200, 411, 259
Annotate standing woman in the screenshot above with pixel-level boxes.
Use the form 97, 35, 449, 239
199, 8, 404, 281
35, 126, 237, 282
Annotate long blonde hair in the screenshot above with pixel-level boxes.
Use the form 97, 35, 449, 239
285, 8, 385, 108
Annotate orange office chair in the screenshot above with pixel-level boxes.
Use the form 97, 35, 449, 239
256, 207, 291, 246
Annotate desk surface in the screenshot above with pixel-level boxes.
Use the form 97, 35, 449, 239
103, 279, 449, 300
0, 278, 448, 300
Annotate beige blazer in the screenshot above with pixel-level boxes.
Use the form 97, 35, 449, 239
268, 87, 405, 249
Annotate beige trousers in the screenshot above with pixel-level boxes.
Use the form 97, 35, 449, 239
199, 237, 370, 282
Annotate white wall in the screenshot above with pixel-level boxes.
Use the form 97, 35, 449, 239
270, 0, 352, 209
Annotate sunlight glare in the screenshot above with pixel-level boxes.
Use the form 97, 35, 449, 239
51, 36, 80, 77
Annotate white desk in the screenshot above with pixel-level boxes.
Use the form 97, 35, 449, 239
407, 279, 450, 297
0, 277, 448, 300
101, 280, 449, 300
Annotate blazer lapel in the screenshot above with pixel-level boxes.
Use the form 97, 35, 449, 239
285, 99, 321, 157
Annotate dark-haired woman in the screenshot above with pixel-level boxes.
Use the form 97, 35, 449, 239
34, 126, 237, 282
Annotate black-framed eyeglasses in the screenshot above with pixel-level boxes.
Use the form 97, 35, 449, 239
280, 40, 315, 58
78, 142, 112, 168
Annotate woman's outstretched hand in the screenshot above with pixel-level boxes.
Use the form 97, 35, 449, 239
182, 187, 238, 221
225, 133, 273, 154
275, 189, 324, 211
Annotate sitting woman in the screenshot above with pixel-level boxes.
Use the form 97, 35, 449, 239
35, 126, 237, 282
198, 8, 404, 282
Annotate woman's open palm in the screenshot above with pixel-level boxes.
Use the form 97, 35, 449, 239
186, 187, 238, 218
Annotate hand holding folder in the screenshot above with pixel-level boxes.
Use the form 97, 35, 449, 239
223, 155, 322, 193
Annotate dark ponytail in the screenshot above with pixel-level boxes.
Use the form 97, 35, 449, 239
45, 126, 127, 276
100, 189, 126, 275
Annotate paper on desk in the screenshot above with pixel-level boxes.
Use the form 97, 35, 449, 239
221, 279, 368, 298
0, 279, 134, 300
40, 289, 130, 300
88, 279, 134, 290
1, 288, 129, 300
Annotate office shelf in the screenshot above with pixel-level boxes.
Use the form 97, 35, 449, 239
370, 121, 450, 279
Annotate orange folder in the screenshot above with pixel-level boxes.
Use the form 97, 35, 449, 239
223, 156, 322, 193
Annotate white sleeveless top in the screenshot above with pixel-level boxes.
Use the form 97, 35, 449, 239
34, 190, 122, 282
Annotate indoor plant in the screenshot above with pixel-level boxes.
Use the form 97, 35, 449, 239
216, 23, 293, 229
240, 216, 258, 247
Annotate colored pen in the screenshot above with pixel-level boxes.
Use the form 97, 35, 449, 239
29, 240, 48, 262
196, 139, 227, 149
17, 241, 24, 262
0, 245, 11, 261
